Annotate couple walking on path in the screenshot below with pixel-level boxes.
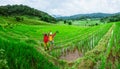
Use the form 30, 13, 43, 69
43, 31, 59, 51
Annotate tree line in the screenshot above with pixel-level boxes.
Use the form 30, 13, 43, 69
56, 13, 113, 21
100, 14, 120, 23
0, 5, 56, 23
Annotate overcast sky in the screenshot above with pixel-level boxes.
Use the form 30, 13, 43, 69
0, 0, 120, 16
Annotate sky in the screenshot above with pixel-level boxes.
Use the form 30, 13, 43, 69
0, 0, 120, 16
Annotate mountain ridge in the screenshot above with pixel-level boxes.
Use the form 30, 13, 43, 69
55, 12, 120, 20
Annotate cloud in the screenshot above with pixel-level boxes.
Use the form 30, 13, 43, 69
0, 0, 120, 16
45, 0, 120, 16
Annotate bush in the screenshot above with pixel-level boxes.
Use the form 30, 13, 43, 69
95, 23, 98, 26
68, 22, 72, 25
64, 20, 67, 24
15, 16, 24, 22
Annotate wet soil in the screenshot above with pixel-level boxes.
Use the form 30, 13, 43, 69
59, 49, 83, 62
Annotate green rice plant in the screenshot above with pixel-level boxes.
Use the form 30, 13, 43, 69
49, 23, 112, 58
0, 49, 9, 69
0, 36, 59, 69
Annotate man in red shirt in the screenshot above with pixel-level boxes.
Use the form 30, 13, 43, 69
43, 33, 49, 51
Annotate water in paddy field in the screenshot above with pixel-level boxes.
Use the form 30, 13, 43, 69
59, 49, 83, 62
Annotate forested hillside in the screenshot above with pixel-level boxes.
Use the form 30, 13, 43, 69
100, 14, 120, 23
56, 13, 113, 20
0, 5, 56, 23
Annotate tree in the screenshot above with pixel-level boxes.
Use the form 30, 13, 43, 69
100, 14, 120, 23
15, 16, 24, 22
0, 5, 56, 23
95, 23, 98, 26
64, 20, 67, 24
68, 22, 72, 25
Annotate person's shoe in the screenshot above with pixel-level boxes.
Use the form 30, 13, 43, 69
44, 48, 47, 51
46, 47, 49, 50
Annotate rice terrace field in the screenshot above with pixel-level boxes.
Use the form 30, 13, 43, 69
0, 1, 120, 69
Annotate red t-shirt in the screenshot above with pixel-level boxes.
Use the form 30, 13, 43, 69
44, 35, 49, 43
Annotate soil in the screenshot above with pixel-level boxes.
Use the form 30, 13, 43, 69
59, 49, 83, 62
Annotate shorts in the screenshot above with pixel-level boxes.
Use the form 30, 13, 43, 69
44, 42, 48, 47
49, 41, 54, 45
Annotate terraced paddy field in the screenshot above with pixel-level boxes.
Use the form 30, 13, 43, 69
0, 16, 120, 69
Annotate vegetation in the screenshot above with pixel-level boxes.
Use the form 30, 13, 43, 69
104, 22, 120, 69
0, 16, 59, 69
15, 16, 24, 22
0, 37, 59, 69
68, 21, 72, 25
58, 19, 101, 26
0, 5, 56, 23
49, 23, 112, 58
0, 49, 9, 69
0, 4, 120, 69
56, 13, 114, 20
100, 14, 120, 23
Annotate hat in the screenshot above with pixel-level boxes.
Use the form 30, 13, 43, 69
50, 32, 52, 35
